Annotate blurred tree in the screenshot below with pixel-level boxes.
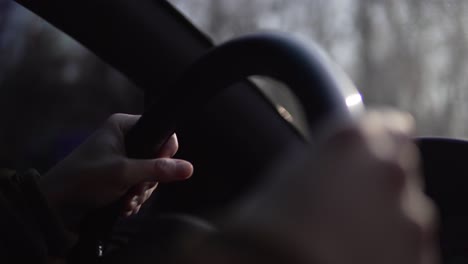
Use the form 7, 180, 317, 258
169, 0, 468, 138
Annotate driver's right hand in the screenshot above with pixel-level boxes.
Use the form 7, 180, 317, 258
230, 109, 438, 264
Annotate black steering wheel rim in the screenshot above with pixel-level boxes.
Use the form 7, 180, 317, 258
125, 32, 362, 160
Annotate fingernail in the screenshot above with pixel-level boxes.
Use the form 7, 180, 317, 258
175, 160, 194, 178
123, 210, 132, 217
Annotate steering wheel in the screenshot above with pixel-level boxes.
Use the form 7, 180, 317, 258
124, 33, 363, 159
76, 32, 364, 259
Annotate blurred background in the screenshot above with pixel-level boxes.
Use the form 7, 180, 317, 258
1, 0, 468, 170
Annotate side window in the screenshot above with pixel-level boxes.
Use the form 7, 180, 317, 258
0, 2, 142, 170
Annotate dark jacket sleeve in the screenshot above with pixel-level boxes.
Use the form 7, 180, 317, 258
0, 169, 74, 263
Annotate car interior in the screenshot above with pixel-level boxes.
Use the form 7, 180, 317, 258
6, 0, 468, 263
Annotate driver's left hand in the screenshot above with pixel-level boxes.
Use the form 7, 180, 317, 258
39, 113, 193, 233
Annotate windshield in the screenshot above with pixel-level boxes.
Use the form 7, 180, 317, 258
170, 0, 468, 138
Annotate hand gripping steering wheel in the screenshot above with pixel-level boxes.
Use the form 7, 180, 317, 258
80, 32, 364, 260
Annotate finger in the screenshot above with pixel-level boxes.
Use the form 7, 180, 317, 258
152, 158, 193, 182
122, 181, 158, 206
107, 113, 140, 134
142, 184, 157, 203
359, 110, 423, 191
133, 204, 142, 215
123, 183, 146, 201
146, 181, 158, 189
359, 110, 415, 162
369, 110, 421, 180
122, 195, 139, 213
124, 158, 193, 185
367, 109, 415, 136
135, 183, 158, 205
123, 210, 133, 217
156, 134, 179, 158
378, 111, 420, 176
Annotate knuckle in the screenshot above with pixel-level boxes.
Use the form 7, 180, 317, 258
105, 113, 124, 132
377, 159, 407, 191
107, 113, 122, 124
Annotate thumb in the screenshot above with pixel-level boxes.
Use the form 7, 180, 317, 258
108, 113, 140, 134
124, 158, 193, 185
